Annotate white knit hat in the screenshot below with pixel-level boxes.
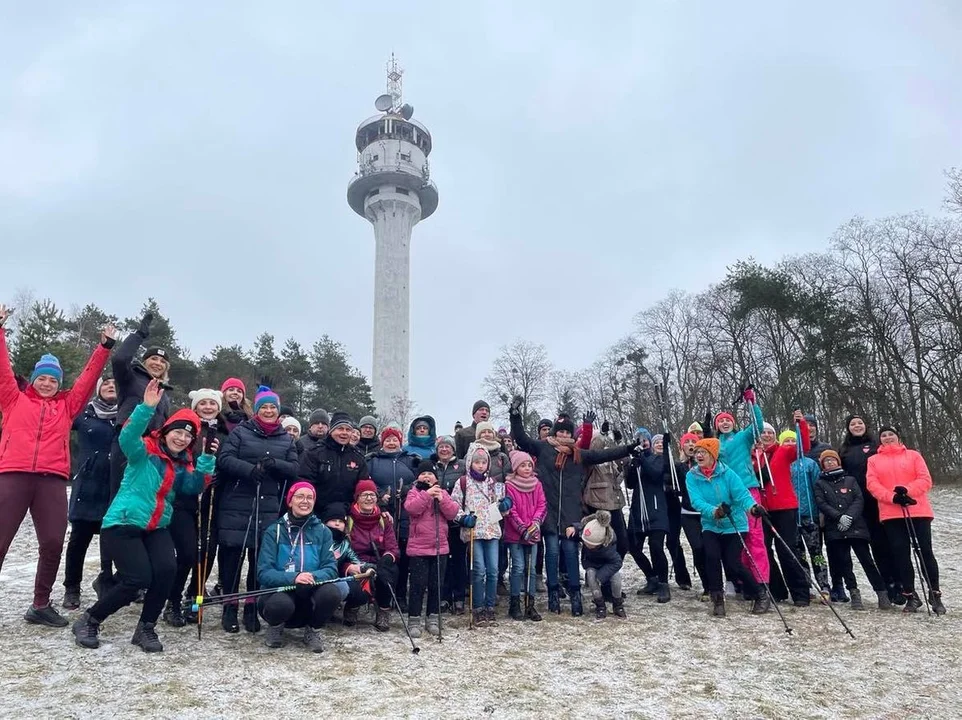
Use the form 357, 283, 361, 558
188, 388, 223, 413
282, 416, 302, 433
581, 511, 614, 549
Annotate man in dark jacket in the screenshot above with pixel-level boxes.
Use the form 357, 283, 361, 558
298, 412, 370, 517
296, 409, 330, 456
357, 415, 381, 456
455, 400, 490, 458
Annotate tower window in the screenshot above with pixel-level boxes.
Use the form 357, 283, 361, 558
400, 152, 411, 162
395, 187, 410, 195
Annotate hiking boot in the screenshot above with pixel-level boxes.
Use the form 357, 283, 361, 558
25, 604, 69, 628
594, 599, 607, 620
343, 605, 360, 627
163, 600, 186, 628
72, 612, 101, 649
888, 582, 906, 605
303, 627, 324, 653
472, 609, 487, 627
751, 594, 772, 615
62, 586, 81, 610
131, 622, 163, 653
221, 604, 239, 633
508, 596, 524, 621
657, 582, 671, 604
547, 588, 561, 614
877, 590, 893, 610
711, 591, 726, 617
638, 577, 659, 595
484, 607, 497, 624
243, 602, 260, 633
849, 588, 865, 610
264, 623, 285, 648
793, 598, 811, 608
524, 596, 543, 622
830, 586, 849, 603
536, 577, 546, 593
425, 614, 441, 636
453, 600, 466, 615
407, 616, 422, 638
930, 591, 947, 616
374, 607, 391, 632
902, 592, 923, 613
570, 590, 584, 617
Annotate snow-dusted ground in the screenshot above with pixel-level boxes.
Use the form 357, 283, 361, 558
2, 490, 960, 719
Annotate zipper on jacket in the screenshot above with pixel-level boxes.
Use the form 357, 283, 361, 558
31, 404, 47, 471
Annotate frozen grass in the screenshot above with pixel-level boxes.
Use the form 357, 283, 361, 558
1, 489, 960, 719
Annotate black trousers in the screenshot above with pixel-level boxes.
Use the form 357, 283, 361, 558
443, 527, 469, 602
883, 517, 940, 593
628, 530, 668, 582
826, 539, 885, 591
258, 584, 342, 629
702, 531, 760, 598
395, 538, 410, 605
344, 567, 396, 610
168, 507, 197, 603
763, 509, 810, 602
63, 519, 109, 588
218, 545, 257, 596
865, 501, 898, 586
665, 501, 690, 584
87, 525, 175, 625
408, 555, 448, 617
680, 514, 708, 592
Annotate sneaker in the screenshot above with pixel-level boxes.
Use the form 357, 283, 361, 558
62, 586, 81, 611
638, 577, 659, 596
849, 588, 865, 611
594, 599, 607, 620
221, 604, 239, 633
407, 616, 422, 638
425, 614, 441, 636
830, 586, 850, 603
612, 598, 627, 618
793, 598, 811, 608
472, 609, 487, 627
902, 592, 923, 613
700, 591, 711, 603
930, 590, 947, 616
524, 596, 543, 622
72, 612, 101, 649
508, 597, 524, 621
877, 590, 893, 610
131, 622, 163, 652
163, 600, 186, 628
243, 602, 261, 633
343, 605, 360, 627
264, 623, 285, 648
374, 607, 391, 632
25, 605, 69, 628
303, 627, 324, 653
751, 595, 771, 615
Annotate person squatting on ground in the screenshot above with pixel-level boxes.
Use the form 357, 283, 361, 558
579, 510, 626, 619
0, 303, 115, 628
72, 380, 216, 651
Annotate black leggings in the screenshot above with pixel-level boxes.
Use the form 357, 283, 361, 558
763, 509, 809, 602
883, 517, 940, 593
826, 539, 885, 591
628, 530, 668, 582
63, 519, 109, 589
218, 545, 257, 596
443, 527, 468, 602
258, 584, 342, 629
702, 530, 760, 598
665, 501, 690, 584
408, 555, 447, 617
168, 507, 197, 603
87, 525, 175, 625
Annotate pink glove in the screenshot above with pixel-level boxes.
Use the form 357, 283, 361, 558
743, 387, 757, 404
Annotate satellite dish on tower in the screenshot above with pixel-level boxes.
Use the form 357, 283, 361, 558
375, 94, 393, 112
400, 104, 414, 120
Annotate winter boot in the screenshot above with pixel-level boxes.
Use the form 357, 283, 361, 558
472, 609, 487, 627
221, 604, 239, 633
877, 590, 892, 610
303, 626, 324, 653
243, 602, 261, 633
426, 614, 441, 636
131, 622, 164, 653
657, 582, 671, 604
638, 577, 659, 595
570, 590, 584, 617
930, 591, 947, 616
342, 605, 359, 627
62, 586, 81, 611
407, 616, 422, 638
374, 607, 391, 632
24, 604, 69, 628
751, 594, 772, 615
711, 591, 727, 617
264, 623, 285, 648
508, 596, 524, 621
888, 582, 906, 606
524, 596, 543, 622
849, 588, 865, 610
163, 600, 186, 628
612, 597, 627, 618
547, 588, 561, 614
902, 591, 923, 613
484, 607, 498, 624
594, 599, 607, 620
72, 612, 101, 649
830, 585, 849, 603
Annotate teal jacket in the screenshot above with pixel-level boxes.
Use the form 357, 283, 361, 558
257, 514, 339, 588
102, 403, 214, 531
686, 461, 756, 534
791, 455, 821, 521
718, 403, 764, 489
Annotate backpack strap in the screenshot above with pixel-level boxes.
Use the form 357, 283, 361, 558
460, 476, 468, 510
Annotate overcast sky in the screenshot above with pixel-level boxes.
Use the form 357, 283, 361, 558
3, 2, 960, 430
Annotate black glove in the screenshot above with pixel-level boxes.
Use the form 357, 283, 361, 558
583, 410, 597, 425
627, 437, 643, 454
663, 431, 672, 446
508, 395, 523, 418
259, 374, 274, 390
613, 429, 623, 443
750, 504, 769, 518
359, 562, 377, 577
101, 336, 116, 350
376, 554, 399, 584
250, 466, 270, 485
601, 420, 610, 435
892, 487, 916, 506
136, 311, 153, 338
721, 502, 733, 518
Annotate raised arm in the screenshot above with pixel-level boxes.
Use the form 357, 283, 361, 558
509, 411, 537, 455
582, 443, 633, 467
66, 338, 112, 418
118, 402, 154, 465
0, 324, 22, 411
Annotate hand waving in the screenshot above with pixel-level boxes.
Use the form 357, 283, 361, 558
143, 378, 164, 408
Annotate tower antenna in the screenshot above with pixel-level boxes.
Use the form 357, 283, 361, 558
386, 53, 404, 111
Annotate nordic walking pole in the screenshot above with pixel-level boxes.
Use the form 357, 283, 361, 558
386, 574, 421, 654
468, 524, 476, 630
193, 571, 374, 610
900, 503, 933, 616
762, 515, 856, 638
197, 485, 216, 640
434, 498, 443, 643
725, 510, 793, 636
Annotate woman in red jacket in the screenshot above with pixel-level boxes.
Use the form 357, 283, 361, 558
866, 426, 946, 614
0, 303, 115, 628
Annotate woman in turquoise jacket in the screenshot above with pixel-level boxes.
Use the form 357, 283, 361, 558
685, 437, 769, 618
72, 380, 216, 653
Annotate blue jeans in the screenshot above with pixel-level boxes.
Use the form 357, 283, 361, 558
544, 532, 581, 592
471, 539, 499, 609
508, 543, 539, 596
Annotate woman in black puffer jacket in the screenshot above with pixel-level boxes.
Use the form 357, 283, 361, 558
215, 385, 298, 634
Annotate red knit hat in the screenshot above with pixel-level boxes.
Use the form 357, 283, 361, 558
285, 481, 315, 506
220, 377, 247, 396
713, 412, 735, 430
354, 479, 378, 500
680, 432, 700, 445
380, 426, 403, 445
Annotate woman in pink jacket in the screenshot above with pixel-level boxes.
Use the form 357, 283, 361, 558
403, 461, 459, 638
866, 425, 946, 614
504, 450, 547, 622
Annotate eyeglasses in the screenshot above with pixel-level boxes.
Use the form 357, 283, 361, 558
291, 494, 314, 502
358, 492, 377, 499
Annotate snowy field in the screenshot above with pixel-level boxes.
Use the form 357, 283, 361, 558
1, 490, 960, 719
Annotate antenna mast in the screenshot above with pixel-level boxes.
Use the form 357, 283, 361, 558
386, 53, 404, 111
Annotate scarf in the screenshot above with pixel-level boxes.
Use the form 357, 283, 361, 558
473, 436, 502, 453
546, 436, 581, 470
253, 416, 281, 436
88, 397, 118, 421
350, 502, 382, 530
469, 467, 487, 482
506, 473, 538, 493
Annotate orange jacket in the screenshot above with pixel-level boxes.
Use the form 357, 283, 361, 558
865, 444, 934, 521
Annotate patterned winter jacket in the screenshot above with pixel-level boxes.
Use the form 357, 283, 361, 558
451, 473, 505, 542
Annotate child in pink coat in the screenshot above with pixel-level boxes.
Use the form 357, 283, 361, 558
404, 461, 459, 637
504, 450, 547, 622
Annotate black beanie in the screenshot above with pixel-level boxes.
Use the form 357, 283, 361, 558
538, 418, 553, 431
552, 418, 576, 436
415, 461, 439, 480
472, 400, 490, 415
321, 502, 348, 524
878, 424, 900, 439
309, 409, 330, 426
328, 411, 355, 431
143, 347, 169, 362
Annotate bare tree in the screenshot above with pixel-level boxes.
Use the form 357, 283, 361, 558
482, 340, 552, 428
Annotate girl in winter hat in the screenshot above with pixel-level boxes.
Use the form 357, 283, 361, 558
451, 444, 509, 627
503, 450, 547, 622
578, 510, 625, 619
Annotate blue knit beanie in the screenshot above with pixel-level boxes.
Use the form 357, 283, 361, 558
635, 427, 652, 442
253, 385, 281, 413
30, 354, 63, 385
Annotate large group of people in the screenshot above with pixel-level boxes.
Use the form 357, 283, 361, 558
0, 305, 948, 655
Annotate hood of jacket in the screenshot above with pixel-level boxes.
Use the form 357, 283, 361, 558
406, 415, 437, 449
